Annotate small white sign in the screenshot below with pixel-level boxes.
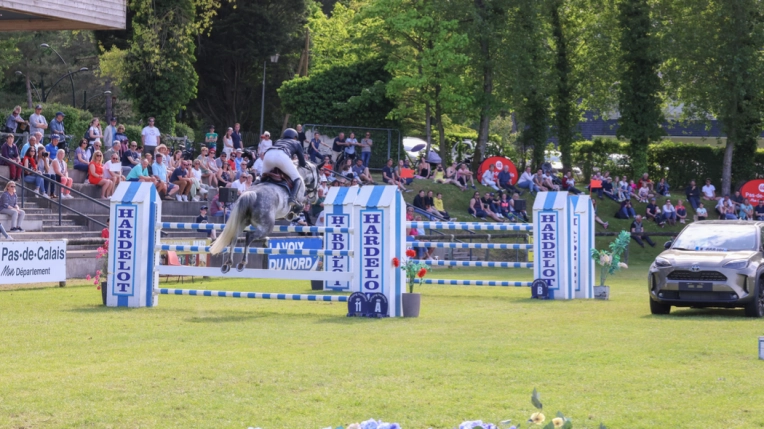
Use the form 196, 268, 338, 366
0, 240, 66, 284
759, 337, 764, 360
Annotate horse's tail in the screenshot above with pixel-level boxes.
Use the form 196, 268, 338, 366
209, 192, 255, 255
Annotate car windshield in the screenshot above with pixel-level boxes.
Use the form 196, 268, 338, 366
672, 224, 758, 252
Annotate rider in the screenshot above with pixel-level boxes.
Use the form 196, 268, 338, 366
262, 128, 307, 207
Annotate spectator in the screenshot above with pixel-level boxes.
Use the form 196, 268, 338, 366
73, 139, 91, 175
360, 132, 373, 167
646, 197, 665, 226
310, 188, 326, 219
498, 193, 512, 219
628, 179, 638, 199
432, 163, 462, 190
731, 190, 744, 210
126, 158, 154, 183
517, 166, 540, 194
344, 132, 358, 161
209, 193, 229, 218
253, 152, 265, 179
754, 200, 764, 220
20, 135, 36, 158
205, 148, 220, 187
406, 205, 415, 221
50, 111, 65, 141
481, 164, 499, 190
295, 124, 307, 149
739, 198, 754, 220
511, 193, 530, 222
483, 192, 502, 218
541, 169, 559, 191
45, 134, 60, 158
456, 164, 476, 190
217, 161, 234, 188
189, 159, 204, 201
103, 152, 124, 190
196, 205, 216, 240
715, 195, 735, 219
87, 117, 103, 146
115, 126, 129, 157
413, 190, 428, 211
433, 192, 451, 220
28, 104, 48, 137
22, 147, 47, 197
232, 123, 242, 151
352, 158, 374, 184
339, 158, 355, 182
631, 215, 656, 248
561, 171, 581, 195
88, 150, 114, 199
662, 198, 677, 226
615, 200, 636, 219
122, 141, 141, 176
602, 177, 618, 200
4, 106, 26, 134
676, 199, 687, 224
36, 149, 56, 198
170, 159, 192, 201
205, 125, 218, 149
656, 178, 670, 197
468, 191, 487, 219
222, 127, 234, 156
497, 165, 518, 194
396, 159, 415, 186
618, 176, 630, 201
382, 158, 407, 192
637, 182, 651, 203
1, 134, 21, 181
141, 117, 161, 155
0, 182, 25, 232
685, 180, 701, 211
637, 173, 654, 192
104, 117, 118, 149
52, 149, 73, 199
479, 192, 504, 222
443, 161, 465, 191
533, 169, 548, 192
308, 132, 326, 164
702, 179, 716, 200
696, 202, 708, 220
168, 150, 182, 171
152, 153, 177, 199
155, 144, 170, 167
416, 155, 432, 180
331, 132, 346, 163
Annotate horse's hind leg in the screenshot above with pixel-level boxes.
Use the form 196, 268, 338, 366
221, 233, 237, 274
236, 231, 255, 272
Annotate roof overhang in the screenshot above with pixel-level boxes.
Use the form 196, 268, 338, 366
0, 0, 126, 31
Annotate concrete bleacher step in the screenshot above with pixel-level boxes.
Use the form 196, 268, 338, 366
9, 231, 102, 240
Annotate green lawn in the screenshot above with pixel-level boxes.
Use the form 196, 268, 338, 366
2, 264, 764, 428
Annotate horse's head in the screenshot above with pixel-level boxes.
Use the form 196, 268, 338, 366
299, 161, 320, 204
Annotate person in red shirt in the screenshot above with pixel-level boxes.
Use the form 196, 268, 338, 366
637, 173, 654, 192
101, 218, 110, 238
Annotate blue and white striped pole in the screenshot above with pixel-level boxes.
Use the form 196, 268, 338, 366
156, 244, 352, 257
413, 279, 532, 287
407, 222, 533, 231
422, 260, 533, 268
407, 241, 532, 250
156, 288, 348, 302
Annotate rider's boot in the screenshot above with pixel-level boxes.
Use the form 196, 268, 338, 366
288, 177, 303, 207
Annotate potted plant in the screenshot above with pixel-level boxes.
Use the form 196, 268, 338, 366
88, 239, 109, 305
590, 231, 630, 300
392, 249, 429, 317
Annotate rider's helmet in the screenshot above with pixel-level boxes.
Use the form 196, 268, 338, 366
282, 128, 299, 140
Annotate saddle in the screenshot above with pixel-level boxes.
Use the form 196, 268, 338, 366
261, 168, 295, 193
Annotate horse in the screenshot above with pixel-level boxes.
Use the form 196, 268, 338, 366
209, 161, 320, 273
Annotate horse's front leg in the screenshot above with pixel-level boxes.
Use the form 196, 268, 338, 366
236, 231, 255, 272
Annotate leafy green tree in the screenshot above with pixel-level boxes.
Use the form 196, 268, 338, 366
549, 0, 576, 172
616, 0, 664, 178
662, 0, 764, 194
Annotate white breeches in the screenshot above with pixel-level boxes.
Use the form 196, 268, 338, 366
263, 150, 301, 181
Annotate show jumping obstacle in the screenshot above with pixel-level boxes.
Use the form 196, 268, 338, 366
106, 183, 594, 317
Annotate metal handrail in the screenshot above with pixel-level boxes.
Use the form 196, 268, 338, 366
0, 154, 108, 228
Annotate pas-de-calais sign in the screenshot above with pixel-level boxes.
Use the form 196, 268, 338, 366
532, 192, 572, 299
323, 186, 358, 291
0, 241, 66, 284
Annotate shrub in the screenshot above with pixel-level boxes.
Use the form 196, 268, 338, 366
123, 125, 143, 145
174, 123, 195, 142
20, 103, 92, 150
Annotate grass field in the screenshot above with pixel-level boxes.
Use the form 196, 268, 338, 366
2, 262, 764, 429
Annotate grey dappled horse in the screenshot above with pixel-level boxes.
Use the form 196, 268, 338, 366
209, 161, 320, 273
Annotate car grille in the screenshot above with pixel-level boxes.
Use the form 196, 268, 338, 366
667, 270, 727, 281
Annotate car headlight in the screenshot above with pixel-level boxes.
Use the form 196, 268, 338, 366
655, 257, 671, 267
723, 260, 749, 270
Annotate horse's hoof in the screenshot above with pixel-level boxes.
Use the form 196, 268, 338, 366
236, 262, 246, 272
221, 264, 231, 274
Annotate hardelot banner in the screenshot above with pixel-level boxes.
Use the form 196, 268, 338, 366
0, 240, 66, 284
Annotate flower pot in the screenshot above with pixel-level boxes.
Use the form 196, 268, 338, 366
594, 285, 610, 300
101, 281, 107, 306
402, 292, 421, 317
311, 280, 324, 291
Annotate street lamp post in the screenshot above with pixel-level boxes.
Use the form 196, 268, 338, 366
83, 90, 112, 114
259, 54, 280, 137
38, 68, 89, 103
40, 43, 87, 107
14, 71, 41, 103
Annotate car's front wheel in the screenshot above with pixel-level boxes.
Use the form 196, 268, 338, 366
650, 298, 671, 315
744, 282, 764, 318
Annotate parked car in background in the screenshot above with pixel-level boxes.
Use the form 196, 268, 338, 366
648, 220, 764, 317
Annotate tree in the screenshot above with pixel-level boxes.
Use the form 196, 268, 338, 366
616, 0, 664, 178
662, 0, 764, 194
549, 0, 576, 172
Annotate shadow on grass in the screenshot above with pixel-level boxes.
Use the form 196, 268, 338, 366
642, 307, 749, 319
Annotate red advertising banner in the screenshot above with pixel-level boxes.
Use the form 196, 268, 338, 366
740, 179, 764, 205
477, 156, 519, 186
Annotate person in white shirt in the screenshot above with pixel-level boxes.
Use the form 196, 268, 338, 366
231, 173, 249, 194
141, 117, 161, 155
87, 117, 103, 145
702, 179, 717, 200
516, 166, 540, 193
104, 117, 118, 149
257, 131, 272, 156
222, 127, 234, 156
481, 164, 499, 190
542, 171, 559, 191
28, 104, 48, 136
662, 199, 676, 225
103, 152, 124, 188
252, 152, 264, 178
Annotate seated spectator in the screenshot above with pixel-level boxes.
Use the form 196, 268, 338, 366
615, 200, 636, 219
352, 158, 374, 184
443, 162, 467, 191
433, 163, 463, 190
396, 159, 414, 186
340, 158, 356, 182
637, 182, 651, 203
52, 149, 73, 199
413, 190, 427, 211
209, 193, 230, 218
189, 159, 204, 201
88, 150, 114, 199
205, 148, 220, 187
103, 152, 124, 190
456, 164, 476, 190
739, 198, 754, 220
170, 159, 193, 201
406, 205, 415, 222
428, 192, 450, 220
532, 169, 548, 192
646, 197, 665, 226
45, 134, 60, 160
217, 162, 234, 188
0, 182, 26, 232
675, 199, 687, 224
702, 178, 717, 200
662, 199, 677, 226
425, 190, 445, 219
629, 180, 638, 200
291, 203, 313, 234
73, 138, 91, 175
731, 190, 744, 210
716, 195, 737, 219
122, 141, 141, 176
22, 147, 47, 197
498, 193, 512, 219
481, 164, 499, 191
637, 173, 654, 192
756, 200, 764, 221
196, 205, 217, 240
510, 193, 529, 222
602, 177, 618, 201
415, 156, 431, 180
617, 176, 630, 201
561, 171, 581, 195
696, 202, 708, 220
541, 169, 559, 191
656, 178, 670, 196
685, 180, 701, 211
383, 158, 408, 192
631, 215, 656, 248
480, 191, 505, 222
468, 191, 488, 219
517, 166, 540, 194
126, 158, 155, 183
152, 153, 178, 199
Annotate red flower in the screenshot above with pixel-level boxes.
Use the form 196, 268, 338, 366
392, 257, 400, 268
417, 268, 427, 278
406, 249, 417, 258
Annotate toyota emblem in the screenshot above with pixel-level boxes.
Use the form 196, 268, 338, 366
690, 264, 701, 272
